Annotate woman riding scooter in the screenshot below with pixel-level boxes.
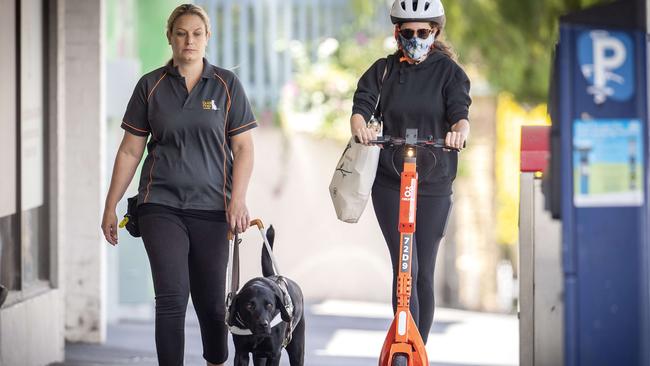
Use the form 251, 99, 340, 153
351, 0, 471, 344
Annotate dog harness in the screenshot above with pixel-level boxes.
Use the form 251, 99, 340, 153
227, 277, 296, 347
225, 228, 297, 348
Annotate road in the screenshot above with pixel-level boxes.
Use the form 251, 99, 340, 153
62, 300, 517, 366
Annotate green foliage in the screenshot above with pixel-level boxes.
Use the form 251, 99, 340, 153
278, 36, 395, 140
345, 0, 613, 103
136, 0, 182, 71
350, 0, 382, 28
443, 0, 612, 104
280, 0, 616, 135
278, 0, 393, 138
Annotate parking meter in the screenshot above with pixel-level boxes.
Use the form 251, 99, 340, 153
546, 0, 650, 365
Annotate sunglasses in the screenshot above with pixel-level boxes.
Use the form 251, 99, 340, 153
399, 28, 434, 40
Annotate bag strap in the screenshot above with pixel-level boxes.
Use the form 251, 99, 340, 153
227, 234, 241, 298
373, 55, 392, 119
225, 234, 241, 325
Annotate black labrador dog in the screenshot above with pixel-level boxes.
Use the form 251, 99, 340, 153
228, 226, 305, 366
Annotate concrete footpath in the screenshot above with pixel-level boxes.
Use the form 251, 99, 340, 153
56, 300, 517, 366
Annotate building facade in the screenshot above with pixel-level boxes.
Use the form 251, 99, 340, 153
0, 0, 105, 364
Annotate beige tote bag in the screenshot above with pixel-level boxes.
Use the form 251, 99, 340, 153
329, 58, 390, 223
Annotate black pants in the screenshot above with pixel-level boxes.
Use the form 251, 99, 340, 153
371, 184, 452, 344
139, 204, 230, 365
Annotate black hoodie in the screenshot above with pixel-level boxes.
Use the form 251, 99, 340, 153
352, 50, 472, 196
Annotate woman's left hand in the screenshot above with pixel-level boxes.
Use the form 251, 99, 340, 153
446, 119, 470, 150
445, 131, 467, 150
227, 198, 250, 234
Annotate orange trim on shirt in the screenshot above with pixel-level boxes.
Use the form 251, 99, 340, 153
144, 150, 157, 203
213, 73, 232, 118
214, 72, 233, 209
136, 72, 166, 204
122, 120, 149, 134
147, 72, 167, 102
228, 120, 257, 134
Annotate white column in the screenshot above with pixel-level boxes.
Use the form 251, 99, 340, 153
63, 0, 106, 343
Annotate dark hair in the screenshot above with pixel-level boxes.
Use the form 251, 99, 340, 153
429, 21, 456, 60
432, 35, 456, 60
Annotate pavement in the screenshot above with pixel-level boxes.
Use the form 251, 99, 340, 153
57, 300, 518, 366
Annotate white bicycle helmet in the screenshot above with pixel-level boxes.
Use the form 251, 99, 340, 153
390, 0, 445, 27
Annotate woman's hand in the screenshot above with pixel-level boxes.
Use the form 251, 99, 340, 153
227, 198, 250, 234
102, 131, 147, 246
445, 130, 467, 150
446, 119, 470, 150
350, 114, 376, 145
101, 208, 119, 246
354, 126, 377, 145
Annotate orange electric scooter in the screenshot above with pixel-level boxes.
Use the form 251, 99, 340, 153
365, 128, 460, 366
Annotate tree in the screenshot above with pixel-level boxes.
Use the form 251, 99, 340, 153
444, 0, 612, 104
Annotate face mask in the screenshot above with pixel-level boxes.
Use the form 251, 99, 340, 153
398, 33, 435, 62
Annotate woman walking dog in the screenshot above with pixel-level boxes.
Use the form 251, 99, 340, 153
351, 0, 471, 344
101, 4, 257, 365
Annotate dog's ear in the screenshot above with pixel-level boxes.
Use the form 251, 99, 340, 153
266, 225, 275, 248
276, 291, 291, 322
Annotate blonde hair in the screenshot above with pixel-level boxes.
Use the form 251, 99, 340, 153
166, 4, 211, 36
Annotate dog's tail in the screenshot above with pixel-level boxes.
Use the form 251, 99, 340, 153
261, 225, 275, 277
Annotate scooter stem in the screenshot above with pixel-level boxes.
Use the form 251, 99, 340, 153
379, 147, 429, 366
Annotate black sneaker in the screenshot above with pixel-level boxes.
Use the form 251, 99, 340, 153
0, 285, 8, 307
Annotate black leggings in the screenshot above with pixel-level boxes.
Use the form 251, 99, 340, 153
139, 204, 230, 365
371, 184, 452, 344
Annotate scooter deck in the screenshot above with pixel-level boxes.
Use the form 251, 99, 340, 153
378, 308, 428, 366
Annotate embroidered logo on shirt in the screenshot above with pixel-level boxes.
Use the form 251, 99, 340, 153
203, 99, 220, 110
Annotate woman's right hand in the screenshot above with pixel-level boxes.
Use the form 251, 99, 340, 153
101, 208, 119, 246
102, 132, 148, 246
351, 116, 376, 145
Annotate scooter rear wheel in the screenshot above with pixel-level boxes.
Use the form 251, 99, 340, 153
392, 353, 408, 366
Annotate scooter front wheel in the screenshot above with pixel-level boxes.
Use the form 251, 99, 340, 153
392, 353, 408, 366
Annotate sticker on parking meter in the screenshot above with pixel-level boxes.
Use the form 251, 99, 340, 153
573, 119, 644, 207
578, 30, 634, 105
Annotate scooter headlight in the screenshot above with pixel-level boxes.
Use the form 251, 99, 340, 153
406, 148, 415, 158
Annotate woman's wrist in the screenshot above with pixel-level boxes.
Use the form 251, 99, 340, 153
229, 194, 246, 205
451, 119, 470, 136
104, 198, 118, 211
350, 114, 367, 133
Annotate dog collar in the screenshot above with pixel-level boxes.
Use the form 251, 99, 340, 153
228, 312, 285, 336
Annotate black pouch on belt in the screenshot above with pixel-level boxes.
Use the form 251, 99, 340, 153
122, 195, 141, 237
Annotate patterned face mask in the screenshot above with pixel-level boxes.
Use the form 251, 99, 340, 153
398, 33, 435, 62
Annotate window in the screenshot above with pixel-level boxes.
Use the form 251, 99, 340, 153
20, 0, 49, 288
0, 0, 52, 303
0, 0, 20, 293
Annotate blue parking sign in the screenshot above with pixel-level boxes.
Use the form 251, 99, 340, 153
577, 30, 634, 104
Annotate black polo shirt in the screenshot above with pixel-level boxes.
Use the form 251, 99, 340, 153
121, 58, 257, 211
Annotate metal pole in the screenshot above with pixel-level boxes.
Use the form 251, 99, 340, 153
638, 0, 650, 365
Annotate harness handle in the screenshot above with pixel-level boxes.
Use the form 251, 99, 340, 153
224, 219, 296, 347
225, 218, 282, 319
227, 219, 281, 275
227, 219, 265, 240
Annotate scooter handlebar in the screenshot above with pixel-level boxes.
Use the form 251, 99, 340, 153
353, 135, 465, 152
